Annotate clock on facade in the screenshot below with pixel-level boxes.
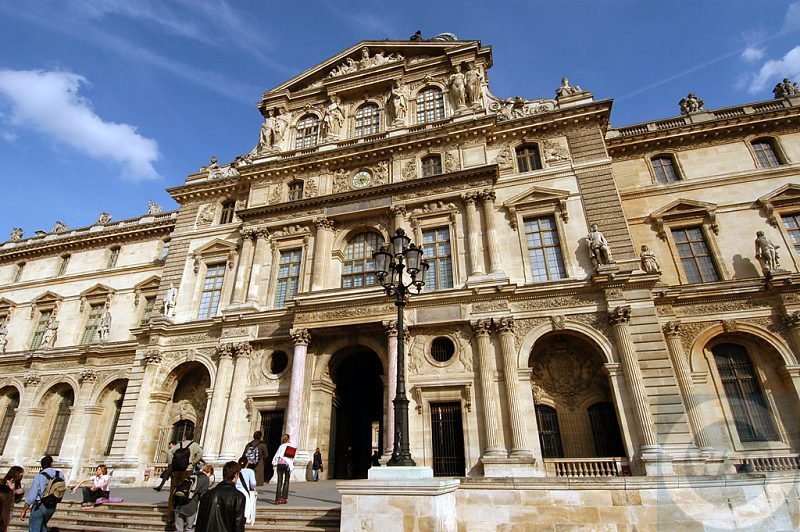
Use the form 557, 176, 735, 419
351, 170, 373, 189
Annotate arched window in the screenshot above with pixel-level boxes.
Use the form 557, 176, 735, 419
45, 389, 74, 456
171, 419, 195, 443
712, 343, 779, 442
535, 405, 564, 458
220, 200, 236, 225
421, 155, 443, 177
288, 180, 304, 201
751, 138, 783, 168
355, 103, 380, 136
588, 402, 626, 457
0, 388, 19, 455
342, 232, 384, 288
295, 114, 320, 149
516, 144, 542, 172
417, 87, 445, 124
651, 155, 680, 184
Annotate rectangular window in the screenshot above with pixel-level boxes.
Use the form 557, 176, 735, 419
57, 255, 70, 277
651, 156, 679, 184
197, 263, 225, 318
524, 216, 567, 281
140, 296, 156, 326
672, 226, 720, 283
13, 263, 24, 283
81, 304, 105, 345
422, 227, 453, 290
0, 398, 19, 454
275, 249, 302, 308
782, 213, 800, 256
45, 400, 71, 456
220, 201, 236, 224
752, 140, 781, 168
30, 310, 52, 349
107, 247, 120, 268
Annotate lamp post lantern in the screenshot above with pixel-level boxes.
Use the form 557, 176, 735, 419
374, 228, 429, 466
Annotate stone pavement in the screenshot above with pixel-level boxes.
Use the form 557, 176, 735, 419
61, 479, 343, 509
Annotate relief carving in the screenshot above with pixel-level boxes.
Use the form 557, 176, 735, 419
531, 335, 606, 410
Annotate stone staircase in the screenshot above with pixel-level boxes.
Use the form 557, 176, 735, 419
10, 501, 341, 531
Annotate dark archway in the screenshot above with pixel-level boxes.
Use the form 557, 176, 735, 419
329, 349, 383, 479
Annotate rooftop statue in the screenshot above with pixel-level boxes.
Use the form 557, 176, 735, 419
10, 227, 23, 241
147, 200, 163, 215
97, 212, 112, 224
52, 221, 67, 233
679, 93, 704, 115
555, 76, 582, 98
773, 78, 799, 98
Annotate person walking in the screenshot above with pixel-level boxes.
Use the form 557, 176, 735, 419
174, 464, 212, 532
70, 464, 110, 507
0, 466, 24, 532
167, 438, 203, 524
153, 441, 175, 492
234, 457, 257, 525
312, 448, 323, 481
20, 456, 65, 532
195, 461, 245, 532
2, 466, 24, 503
241, 432, 268, 486
272, 434, 295, 505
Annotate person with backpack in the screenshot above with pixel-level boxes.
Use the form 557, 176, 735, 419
234, 457, 257, 525
271, 434, 295, 505
166, 438, 203, 524
70, 464, 110, 508
153, 441, 175, 492
173, 464, 213, 532
241, 432, 268, 486
20, 455, 65, 532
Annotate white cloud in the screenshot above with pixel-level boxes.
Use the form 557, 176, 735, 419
741, 46, 765, 62
747, 46, 800, 94
0, 69, 160, 180
783, 2, 800, 32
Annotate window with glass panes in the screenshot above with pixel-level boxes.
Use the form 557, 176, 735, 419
220, 201, 236, 224
672, 227, 720, 283
0, 394, 19, 455
422, 227, 453, 290
782, 213, 800, 255
288, 181, 304, 201
57, 255, 70, 276
45, 394, 73, 456
713, 343, 779, 442
421, 155, 442, 177
140, 296, 156, 326
535, 405, 564, 458
416, 88, 445, 124
107, 247, 120, 268
752, 139, 782, 168
355, 103, 380, 136
516, 145, 542, 172
81, 303, 105, 344
342, 233, 383, 288
197, 263, 225, 318
30, 310, 53, 349
651, 155, 680, 184
295, 115, 320, 149
275, 249, 302, 307
104, 395, 124, 455
524, 216, 567, 281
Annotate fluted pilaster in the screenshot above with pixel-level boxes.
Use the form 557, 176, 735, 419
471, 319, 504, 456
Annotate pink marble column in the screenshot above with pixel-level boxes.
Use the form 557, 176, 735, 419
383, 320, 398, 452
286, 328, 310, 445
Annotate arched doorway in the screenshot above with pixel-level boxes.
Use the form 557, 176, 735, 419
154, 363, 210, 462
0, 386, 20, 456
95, 379, 127, 457
328, 349, 383, 479
41, 384, 75, 457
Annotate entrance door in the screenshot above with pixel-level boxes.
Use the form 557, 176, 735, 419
430, 402, 465, 477
260, 410, 285, 482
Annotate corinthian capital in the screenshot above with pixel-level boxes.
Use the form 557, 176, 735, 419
79, 369, 98, 383
470, 319, 492, 337
461, 191, 480, 205
240, 227, 257, 240
608, 305, 631, 326
389, 205, 407, 217
494, 316, 514, 334
383, 320, 398, 337
290, 328, 311, 346
313, 217, 335, 231
480, 189, 496, 203
143, 350, 163, 365
663, 320, 682, 337
23, 372, 41, 386
233, 342, 252, 358
215, 343, 235, 359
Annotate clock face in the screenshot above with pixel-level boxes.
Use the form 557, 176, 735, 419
351, 170, 372, 189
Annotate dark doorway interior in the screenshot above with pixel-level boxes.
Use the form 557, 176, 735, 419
260, 409, 285, 483
330, 350, 383, 479
430, 402, 466, 476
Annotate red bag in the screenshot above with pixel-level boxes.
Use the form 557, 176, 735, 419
284, 446, 297, 459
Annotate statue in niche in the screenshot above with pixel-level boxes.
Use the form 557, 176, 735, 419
679, 93, 704, 115
588, 223, 612, 267
40, 314, 59, 348
465, 63, 483, 107
52, 221, 67, 233
389, 80, 407, 125
10, 227, 23, 241
321, 95, 345, 139
163, 283, 177, 318
773, 78, 799, 98
639, 245, 661, 274
0, 319, 8, 354
449, 64, 467, 111
147, 200, 163, 215
257, 109, 277, 151
555, 76, 582, 98
97, 310, 111, 342
754, 231, 781, 273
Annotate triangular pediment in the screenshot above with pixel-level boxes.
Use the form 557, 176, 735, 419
759, 183, 800, 206
505, 186, 570, 208
134, 275, 161, 292
32, 291, 63, 306
0, 297, 16, 312
192, 238, 237, 257
649, 198, 717, 220
80, 283, 115, 299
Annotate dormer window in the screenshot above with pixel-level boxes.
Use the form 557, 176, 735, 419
516, 144, 542, 172
417, 87, 445, 124
421, 155, 443, 177
288, 181, 304, 202
220, 201, 236, 225
295, 114, 320, 149
751, 138, 783, 168
355, 103, 380, 136
651, 155, 680, 184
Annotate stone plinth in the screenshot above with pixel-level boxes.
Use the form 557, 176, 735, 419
481, 456, 540, 478
338, 466, 459, 532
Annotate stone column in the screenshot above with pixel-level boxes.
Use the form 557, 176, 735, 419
63, 370, 99, 480
246, 229, 270, 304
471, 319, 503, 456
608, 306, 664, 465
122, 351, 162, 462
461, 192, 485, 277
782, 311, 800, 401
13, 374, 43, 464
390, 205, 407, 234
495, 317, 531, 457
286, 328, 310, 445
311, 218, 335, 291
480, 190, 503, 275
663, 321, 711, 449
219, 343, 252, 460
231, 229, 255, 304
202, 344, 236, 459
383, 320, 398, 453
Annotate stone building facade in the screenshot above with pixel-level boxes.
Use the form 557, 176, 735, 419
0, 37, 798, 494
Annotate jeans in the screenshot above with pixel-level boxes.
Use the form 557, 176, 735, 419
313, 467, 319, 481
175, 510, 197, 532
275, 463, 290, 501
28, 504, 56, 532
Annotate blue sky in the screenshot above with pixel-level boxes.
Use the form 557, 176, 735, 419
1, 1, 799, 237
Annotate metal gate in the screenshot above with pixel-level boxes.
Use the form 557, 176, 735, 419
430, 402, 465, 477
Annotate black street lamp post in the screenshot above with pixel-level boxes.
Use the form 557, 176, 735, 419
373, 228, 429, 467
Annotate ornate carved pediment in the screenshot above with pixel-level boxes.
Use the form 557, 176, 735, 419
487, 93, 557, 122
190, 238, 238, 273
503, 185, 570, 229
758, 184, 800, 226
648, 198, 719, 239
79, 283, 115, 311
30, 291, 63, 315
0, 297, 17, 316
134, 275, 161, 306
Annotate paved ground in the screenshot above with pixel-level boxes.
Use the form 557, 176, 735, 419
61, 479, 343, 509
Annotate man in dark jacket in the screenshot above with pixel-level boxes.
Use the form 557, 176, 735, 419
196, 461, 245, 532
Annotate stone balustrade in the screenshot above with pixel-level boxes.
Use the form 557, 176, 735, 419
543, 457, 628, 478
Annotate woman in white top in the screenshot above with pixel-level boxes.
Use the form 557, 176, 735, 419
71, 465, 110, 508
272, 434, 294, 505
235, 456, 257, 524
